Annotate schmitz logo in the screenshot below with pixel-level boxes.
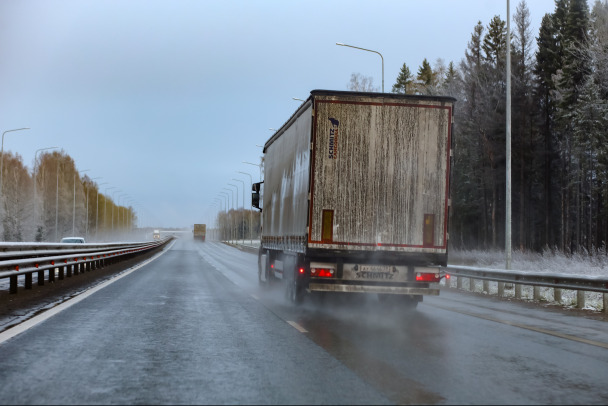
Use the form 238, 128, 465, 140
328, 117, 339, 159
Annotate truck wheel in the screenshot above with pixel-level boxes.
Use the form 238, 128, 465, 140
258, 250, 270, 287
286, 276, 303, 304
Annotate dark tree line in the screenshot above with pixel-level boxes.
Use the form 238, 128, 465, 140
389, 0, 608, 253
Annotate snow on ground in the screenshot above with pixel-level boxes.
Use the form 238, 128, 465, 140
446, 248, 608, 312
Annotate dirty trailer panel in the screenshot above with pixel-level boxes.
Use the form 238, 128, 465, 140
309, 93, 452, 257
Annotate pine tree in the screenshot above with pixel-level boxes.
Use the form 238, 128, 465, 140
534, 13, 561, 247
391, 63, 413, 94
440, 61, 460, 97
416, 58, 434, 86
453, 21, 491, 248
482, 15, 507, 67
511, 0, 540, 250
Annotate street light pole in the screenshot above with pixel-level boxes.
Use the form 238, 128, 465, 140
85, 177, 102, 240
217, 192, 227, 241
104, 187, 116, 239
336, 42, 384, 92
506, 0, 512, 270
73, 169, 90, 235
55, 159, 59, 241
111, 190, 121, 234
220, 192, 230, 242
96, 182, 108, 241
33, 146, 58, 239
223, 187, 236, 243
1, 128, 30, 196
238, 171, 254, 245
232, 179, 245, 245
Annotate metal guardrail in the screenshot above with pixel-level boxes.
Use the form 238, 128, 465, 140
442, 265, 608, 312
0, 237, 173, 294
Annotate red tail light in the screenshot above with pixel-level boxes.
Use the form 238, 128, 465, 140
299, 268, 305, 274
311, 268, 334, 278
416, 272, 440, 282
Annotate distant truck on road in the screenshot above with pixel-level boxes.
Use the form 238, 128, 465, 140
193, 224, 206, 242
153, 230, 161, 240
252, 90, 455, 306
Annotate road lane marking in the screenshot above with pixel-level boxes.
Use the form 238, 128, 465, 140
0, 241, 174, 345
287, 321, 308, 333
427, 302, 608, 349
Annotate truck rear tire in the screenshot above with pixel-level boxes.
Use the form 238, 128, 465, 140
258, 250, 271, 287
286, 276, 304, 304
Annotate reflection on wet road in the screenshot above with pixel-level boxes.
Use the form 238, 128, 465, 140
0, 238, 606, 404
198, 239, 608, 404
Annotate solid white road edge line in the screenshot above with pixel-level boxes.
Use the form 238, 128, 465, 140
0, 240, 176, 345
287, 320, 308, 333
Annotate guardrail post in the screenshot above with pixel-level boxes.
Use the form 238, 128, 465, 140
58, 266, 64, 280
469, 278, 475, 292
457, 276, 462, 289
66, 264, 72, 277
603, 293, 607, 314
49, 267, 55, 283
25, 273, 32, 289
576, 291, 585, 308
497, 282, 504, 297
10, 275, 17, 294
515, 284, 522, 299
38, 270, 44, 286
554, 288, 562, 303
533, 286, 540, 301
483, 280, 489, 293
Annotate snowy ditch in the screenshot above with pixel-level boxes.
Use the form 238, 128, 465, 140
444, 248, 608, 313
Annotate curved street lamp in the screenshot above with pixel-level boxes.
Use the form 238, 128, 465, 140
237, 171, 254, 244
85, 177, 102, 239
104, 186, 116, 237
96, 182, 108, 240
1, 127, 30, 196
336, 42, 384, 92
73, 169, 90, 235
220, 192, 230, 242
232, 179, 245, 244
243, 161, 262, 182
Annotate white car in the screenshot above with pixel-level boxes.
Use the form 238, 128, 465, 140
60, 237, 86, 244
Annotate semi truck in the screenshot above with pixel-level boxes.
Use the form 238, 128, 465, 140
252, 90, 455, 306
153, 230, 161, 240
193, 224, 207, 242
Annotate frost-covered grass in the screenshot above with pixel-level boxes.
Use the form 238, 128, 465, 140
445, 248, 608, 312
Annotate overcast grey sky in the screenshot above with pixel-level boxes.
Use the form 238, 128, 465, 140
0, 0, 560, 229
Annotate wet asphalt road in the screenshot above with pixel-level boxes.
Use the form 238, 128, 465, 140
0, 238, 607, 404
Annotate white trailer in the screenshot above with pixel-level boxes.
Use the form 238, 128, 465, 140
252, 90, 455, 306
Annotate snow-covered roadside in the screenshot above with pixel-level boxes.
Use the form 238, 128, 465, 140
445, 248, 608, 312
